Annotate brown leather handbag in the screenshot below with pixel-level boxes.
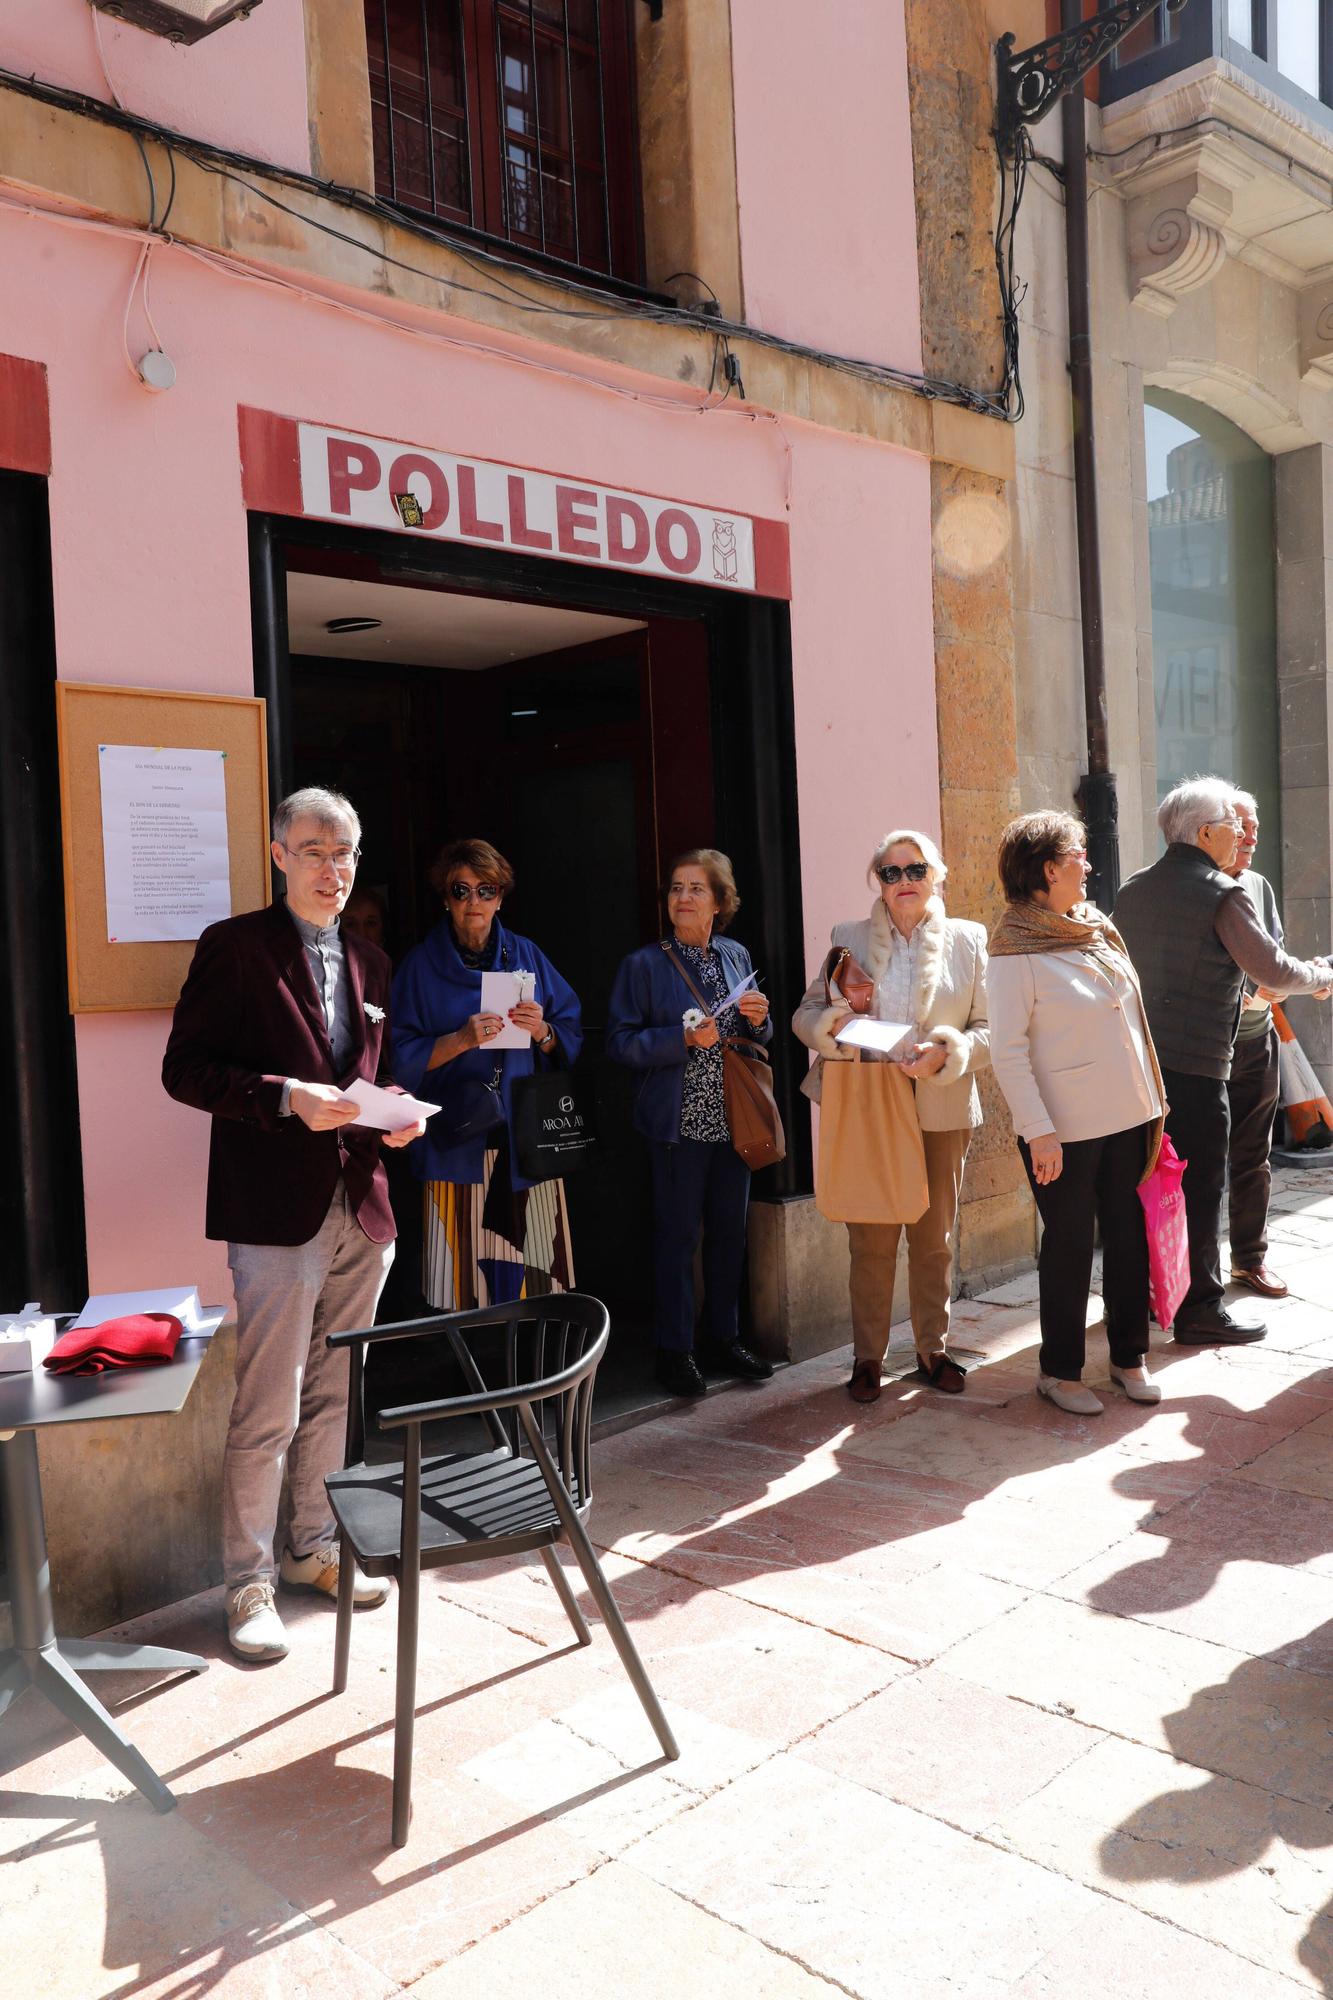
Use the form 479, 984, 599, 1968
823, 945, 874, 1015
666, 947, 787, 1171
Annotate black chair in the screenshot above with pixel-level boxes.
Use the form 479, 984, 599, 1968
325, 1293, 679, 1846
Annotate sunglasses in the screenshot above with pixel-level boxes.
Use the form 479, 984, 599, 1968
448, 880, 501, 902
876, 861, 929, 886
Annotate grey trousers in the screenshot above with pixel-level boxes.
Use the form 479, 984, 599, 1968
225, 1183, 394, 1591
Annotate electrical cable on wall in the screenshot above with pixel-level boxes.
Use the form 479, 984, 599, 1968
0, 60, 1025, 425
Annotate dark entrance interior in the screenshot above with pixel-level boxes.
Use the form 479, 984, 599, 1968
252, 518, 808, 1420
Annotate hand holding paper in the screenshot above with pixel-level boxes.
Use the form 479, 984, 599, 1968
344, 1078, 442, 1133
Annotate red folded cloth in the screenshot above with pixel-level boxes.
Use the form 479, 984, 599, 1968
43, 1313, 184, 1376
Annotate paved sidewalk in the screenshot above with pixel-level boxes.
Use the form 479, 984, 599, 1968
5, 1161, 1333, 1998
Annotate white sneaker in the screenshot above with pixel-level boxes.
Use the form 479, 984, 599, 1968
1109, 1362, 1162, 1405
279, 1543, 389, 1608
1036, 1374, 1104, 1416
226, 1580, 289, 1661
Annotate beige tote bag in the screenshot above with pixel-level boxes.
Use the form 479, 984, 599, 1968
815, 1054, 929, 1225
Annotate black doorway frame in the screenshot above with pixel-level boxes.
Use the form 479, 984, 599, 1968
248, 513, 812, 1199
0, 472, 87, 1308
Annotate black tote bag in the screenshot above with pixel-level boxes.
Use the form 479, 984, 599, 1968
511, 1069, 599, 1181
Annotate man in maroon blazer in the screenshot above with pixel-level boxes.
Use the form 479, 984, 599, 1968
163, 786, 425, 1661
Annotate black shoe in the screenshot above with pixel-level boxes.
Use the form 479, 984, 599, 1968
1173, 1306, 1266, 1345
700, 1339, 774, 1381
655, 1351, 707, 1398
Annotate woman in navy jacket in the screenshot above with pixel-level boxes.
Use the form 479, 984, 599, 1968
392, 839, 582, 1310
607, 848, 774, 1399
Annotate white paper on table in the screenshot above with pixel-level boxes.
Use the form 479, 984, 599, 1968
834, 1016, 914, 1055
343, 1078, 442, 1132
69, 1286, 227, 1339
479, 970, 532, 1049
99, 744, 232, 944
711, 969, 758, 1018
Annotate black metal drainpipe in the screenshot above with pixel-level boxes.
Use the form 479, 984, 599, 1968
1061, 0, 1120, 912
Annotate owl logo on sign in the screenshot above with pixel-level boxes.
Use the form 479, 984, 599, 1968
712, 517, 738, 582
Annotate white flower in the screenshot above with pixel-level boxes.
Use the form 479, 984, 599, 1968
682, 1008, 706, 1031
363, 1001, 386, 1024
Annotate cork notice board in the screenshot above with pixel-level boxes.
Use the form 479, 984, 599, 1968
56, 682, 270, 1013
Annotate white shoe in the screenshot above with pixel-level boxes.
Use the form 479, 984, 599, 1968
279, 1543, 389, 1608
227, 1580, 289, 1661
1109, 1362, 1162, 1404
1036, 1374, 1104, 1416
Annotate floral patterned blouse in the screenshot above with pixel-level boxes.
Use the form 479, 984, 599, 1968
675, 941, 745, 1143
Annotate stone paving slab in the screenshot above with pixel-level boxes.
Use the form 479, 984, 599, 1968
7, 1200, 1333, 1998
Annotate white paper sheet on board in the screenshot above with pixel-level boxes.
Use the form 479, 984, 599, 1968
99, 744, 231, 943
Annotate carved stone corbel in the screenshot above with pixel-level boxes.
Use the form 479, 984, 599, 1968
1127, 172, 1233, 319
1300, 290, 1333, 392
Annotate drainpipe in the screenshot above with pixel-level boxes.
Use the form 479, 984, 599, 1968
1061, 0, 1120, 912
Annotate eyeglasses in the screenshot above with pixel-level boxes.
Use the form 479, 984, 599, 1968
876, 861, 930, 886
448, 880, 500, 902
1206, 818, 1242, 834
283, 844, 360, 872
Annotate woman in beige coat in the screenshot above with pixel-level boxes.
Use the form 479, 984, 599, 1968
988, 810, 1165, 1416
793, 829, 989, 1403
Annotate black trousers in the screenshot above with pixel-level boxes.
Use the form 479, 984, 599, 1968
1018, 1122, 1151, 1380
1160, 1066, 1229, 1320
648, 1138, 751, 1354
1226, 1027, 1280, 1270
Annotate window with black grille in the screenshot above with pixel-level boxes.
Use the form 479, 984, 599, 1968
364, 0, 642, 282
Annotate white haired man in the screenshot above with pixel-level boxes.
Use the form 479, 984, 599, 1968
163, 786, 426, 1660
1224, 792, 1289, 1299
1114, 777, 1333, 1345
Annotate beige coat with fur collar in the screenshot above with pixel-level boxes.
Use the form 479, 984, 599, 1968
792, 896, 990, 1131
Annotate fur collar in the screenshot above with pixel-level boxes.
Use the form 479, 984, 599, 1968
867, 893, 947, 1024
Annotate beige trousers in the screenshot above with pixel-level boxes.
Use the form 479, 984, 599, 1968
847, 1128, 970, 1366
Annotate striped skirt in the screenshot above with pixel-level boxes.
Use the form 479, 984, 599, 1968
423, 1147, 575, 1311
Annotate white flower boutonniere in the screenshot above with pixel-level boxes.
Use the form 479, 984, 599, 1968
364, 1001, 386, 1025
682, 1008, 706, 1032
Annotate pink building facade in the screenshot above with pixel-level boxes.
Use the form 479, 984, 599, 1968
0, 0, 978, 1619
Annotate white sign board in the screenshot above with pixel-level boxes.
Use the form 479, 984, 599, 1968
296, 422, 758, 591
98, 744, 231, 943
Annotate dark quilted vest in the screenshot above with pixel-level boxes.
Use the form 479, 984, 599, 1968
1113, 843, 1244, 1080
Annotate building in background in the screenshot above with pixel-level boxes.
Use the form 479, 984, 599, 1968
0, 0, 1024, 1627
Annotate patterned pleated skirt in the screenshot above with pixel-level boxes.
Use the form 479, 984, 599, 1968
422, 1144, 575, 1311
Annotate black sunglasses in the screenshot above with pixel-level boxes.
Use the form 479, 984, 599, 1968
876, 861, 929, 886
448, 880, 500, 902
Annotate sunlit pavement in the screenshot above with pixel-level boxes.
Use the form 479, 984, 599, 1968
6, 1161, 1333, 1998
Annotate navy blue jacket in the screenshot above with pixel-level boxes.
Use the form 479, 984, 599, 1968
606, 936, 772, 1144
391, 919, 582, 1189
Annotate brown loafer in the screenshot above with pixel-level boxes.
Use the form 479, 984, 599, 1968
1230, 1263, 1288, 1299
916, 1353, 967, 1395
848, 1359, 882, 1404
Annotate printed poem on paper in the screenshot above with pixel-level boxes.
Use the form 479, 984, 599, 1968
99, 744, 231, 943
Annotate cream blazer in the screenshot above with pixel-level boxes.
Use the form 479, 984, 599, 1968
987, 949, 1162, 1145
792, 896, 990, 1132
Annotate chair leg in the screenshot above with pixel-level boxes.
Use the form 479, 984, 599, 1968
556, 1514, 679, 1763
538, 1545, 591, 1646
332, 1545, 356, 1695
391, 1559, 420, 1848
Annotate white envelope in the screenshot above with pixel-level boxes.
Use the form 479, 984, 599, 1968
834, 1016, 914, 1055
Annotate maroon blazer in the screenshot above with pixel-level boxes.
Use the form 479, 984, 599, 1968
162, 902, 396, 1247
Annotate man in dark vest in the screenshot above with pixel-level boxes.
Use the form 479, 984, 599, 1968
1114, 777, 1333, 1345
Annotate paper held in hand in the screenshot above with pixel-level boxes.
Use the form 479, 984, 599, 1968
479, 969, 536, 1049
344, 1078, 442, 1132
834, 1016, 913, 1056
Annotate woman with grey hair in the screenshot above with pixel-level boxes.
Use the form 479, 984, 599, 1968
793, 828, 990, 1402
1114, 776, 1333, 1345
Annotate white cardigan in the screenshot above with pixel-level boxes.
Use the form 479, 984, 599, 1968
988, 949, 1162, 1145
792, 896, 990, 1132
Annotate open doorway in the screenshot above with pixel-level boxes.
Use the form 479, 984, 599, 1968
251, 517, 809, 1422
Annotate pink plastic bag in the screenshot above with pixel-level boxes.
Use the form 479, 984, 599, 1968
1137, 1134, 1189, 1330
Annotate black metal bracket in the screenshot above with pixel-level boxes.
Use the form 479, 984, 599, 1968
996, 0, 1190, 152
